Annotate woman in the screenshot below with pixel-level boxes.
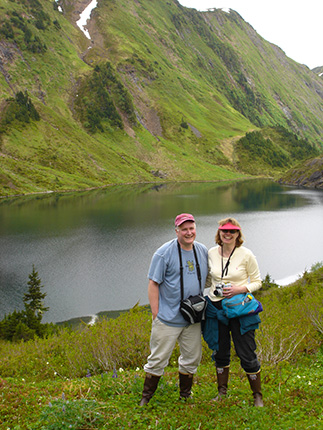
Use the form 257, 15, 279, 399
205, 217, 263, 407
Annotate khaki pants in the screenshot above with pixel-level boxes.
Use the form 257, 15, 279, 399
143, 317, 202, 376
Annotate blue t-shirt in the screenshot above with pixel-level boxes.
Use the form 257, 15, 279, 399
148, 239, 208, 327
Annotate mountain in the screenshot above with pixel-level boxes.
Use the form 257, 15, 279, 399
0, 0, 322, 197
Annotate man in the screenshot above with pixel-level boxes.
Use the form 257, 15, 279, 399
140, 213, 208, 405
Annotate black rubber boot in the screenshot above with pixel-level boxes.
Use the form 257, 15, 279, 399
247, 371, 264, 407
213, 366, 229, 401
139, 373, 161, 406
179, 372, 194, 399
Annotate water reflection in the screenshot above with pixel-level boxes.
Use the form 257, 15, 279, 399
0, 180, 322, 322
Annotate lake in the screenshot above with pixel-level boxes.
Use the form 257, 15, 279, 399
1, 179, 322, 323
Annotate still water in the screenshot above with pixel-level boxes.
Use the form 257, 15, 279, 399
1, 180, 322, 323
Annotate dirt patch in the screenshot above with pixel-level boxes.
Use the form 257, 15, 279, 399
220, 135, 241, 162
0, 41, 20, 95
134, 100, 163, 138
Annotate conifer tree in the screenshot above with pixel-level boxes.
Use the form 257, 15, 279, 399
0, 266, 52, 341
23, 265, 49, 321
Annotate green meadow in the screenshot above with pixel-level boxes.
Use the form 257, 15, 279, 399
1, 264, 322, 429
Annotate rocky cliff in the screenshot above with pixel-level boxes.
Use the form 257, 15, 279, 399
278, 156, 323, 189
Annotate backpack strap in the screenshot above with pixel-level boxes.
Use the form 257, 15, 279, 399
177, 241, 202, 300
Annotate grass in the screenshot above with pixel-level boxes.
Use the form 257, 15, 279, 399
1, 354, 322, 429
1, 263, 323, 429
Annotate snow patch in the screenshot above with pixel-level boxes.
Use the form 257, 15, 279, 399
76, 0, 98, 40
55, 0, 63, 13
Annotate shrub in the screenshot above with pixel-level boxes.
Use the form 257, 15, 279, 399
63, 306, 151, 377
1, 91, 40, 130
237, 131, 289, 168
0, 21, 14, 39
34, 397, 105, 430
74, 62, 137, 132
0, 11, 48, 53
0, 310, 27, 341
256, 267, 323, 364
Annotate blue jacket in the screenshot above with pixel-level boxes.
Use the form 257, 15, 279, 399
202, 296, 261, 354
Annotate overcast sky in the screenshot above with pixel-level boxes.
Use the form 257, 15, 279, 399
178, 1, 323, 70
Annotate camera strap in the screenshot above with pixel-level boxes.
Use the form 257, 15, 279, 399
221, 246, 236, 279
177, 241, 202, 301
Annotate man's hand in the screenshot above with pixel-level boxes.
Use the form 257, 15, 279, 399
148, 279, 159, 319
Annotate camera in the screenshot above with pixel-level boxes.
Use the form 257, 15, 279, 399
214, 282, 231, 297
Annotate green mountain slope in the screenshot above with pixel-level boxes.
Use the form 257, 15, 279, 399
0, 0, 322, 197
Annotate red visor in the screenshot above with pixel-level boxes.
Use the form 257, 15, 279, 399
218, 222, 241, 230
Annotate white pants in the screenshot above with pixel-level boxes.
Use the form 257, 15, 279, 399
143, 317, 202, 377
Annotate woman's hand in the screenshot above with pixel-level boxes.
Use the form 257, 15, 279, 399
223, 284, 248, 298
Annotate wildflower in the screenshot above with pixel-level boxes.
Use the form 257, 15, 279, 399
119, 367, 124, 373
22, 378, 25, 382
112, 368, 118, 378
308, 381, 312, 385
62, 392, 65, 401
297, 375, 301, 379
136, 367, 140, 371
86, 370, 91, 377
62, 405, 66, 413
48, 402, 52, 407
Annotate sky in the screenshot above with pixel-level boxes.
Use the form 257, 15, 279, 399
178, 1, 323, 70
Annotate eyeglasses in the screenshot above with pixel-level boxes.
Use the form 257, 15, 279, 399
220, 229, 239, 234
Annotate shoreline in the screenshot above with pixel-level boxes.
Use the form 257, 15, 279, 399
55, 306, 149, 328
55, 272, 303, 326
0, 176, 260, 200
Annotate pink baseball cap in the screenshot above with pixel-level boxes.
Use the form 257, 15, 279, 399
175, 213, 195, 227
218, 222, 241, 230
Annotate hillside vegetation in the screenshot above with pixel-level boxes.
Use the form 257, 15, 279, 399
0, 0, 322, 197
0, 263, 323, 428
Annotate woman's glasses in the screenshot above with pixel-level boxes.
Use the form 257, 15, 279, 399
220, 229, 239, 234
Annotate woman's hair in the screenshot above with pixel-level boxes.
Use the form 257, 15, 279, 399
215, 217, 244, 247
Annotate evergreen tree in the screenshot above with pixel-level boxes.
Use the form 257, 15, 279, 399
0, 266, 53, 341
12, 321, 35, 342
23, 265, 49, 321
0, 310, 26, 341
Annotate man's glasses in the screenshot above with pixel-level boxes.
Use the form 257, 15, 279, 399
220, 229, 239, 234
